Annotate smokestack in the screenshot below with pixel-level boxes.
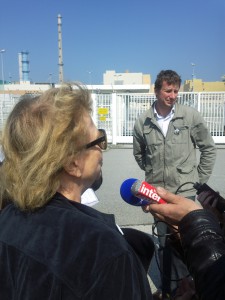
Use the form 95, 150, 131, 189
57, 14, 64, 84
18, 52, 22, 82
18, 51, 30, 83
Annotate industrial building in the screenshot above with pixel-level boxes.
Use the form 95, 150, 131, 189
103, 70, 151, 86
183, 78, 225, 92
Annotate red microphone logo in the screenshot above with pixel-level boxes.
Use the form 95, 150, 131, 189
132, 180, 166, 204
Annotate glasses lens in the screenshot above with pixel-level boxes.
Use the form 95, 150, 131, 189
85, 129, 107, 150
98, 129, 107, 150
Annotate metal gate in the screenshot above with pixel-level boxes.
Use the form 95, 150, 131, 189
93, 92, 225, 144
1, 92, 225, 144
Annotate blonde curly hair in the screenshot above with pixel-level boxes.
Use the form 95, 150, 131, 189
1, 83, 92, 210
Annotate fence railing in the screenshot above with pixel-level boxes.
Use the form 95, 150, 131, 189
1, 92, 225, 144
92, 92, 225, 144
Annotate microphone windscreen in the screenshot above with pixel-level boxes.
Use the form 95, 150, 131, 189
120, 178, 150, 206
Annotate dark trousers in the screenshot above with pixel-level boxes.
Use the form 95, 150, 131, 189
156, 220, 190, 297
122, 227, 155, 273
156, 195, 195, 297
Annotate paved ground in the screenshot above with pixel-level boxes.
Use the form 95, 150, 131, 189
95, 145, 225, 225
93, 145, 225, 293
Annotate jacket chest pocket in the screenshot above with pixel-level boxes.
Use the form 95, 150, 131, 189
171, 125, 190, 144
143, 126, 163, 149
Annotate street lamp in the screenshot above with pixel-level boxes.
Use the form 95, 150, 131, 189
0, 49, 5, 91
87, 71, 92, 85
191, 63, 195, 91
49, 73, 53, 84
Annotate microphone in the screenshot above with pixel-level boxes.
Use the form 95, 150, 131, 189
120, 178, 166, 206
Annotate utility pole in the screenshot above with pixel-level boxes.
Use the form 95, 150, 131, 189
0, 49, 5, 91
191, 63, 196, 91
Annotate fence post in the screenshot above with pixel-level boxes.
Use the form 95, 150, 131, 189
91, 93, 98, 126
197, 92, 201, 112
111, 92, 117, 145
0, 95, 4, 131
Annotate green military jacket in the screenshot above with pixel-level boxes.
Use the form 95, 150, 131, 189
133, 102, 217, 197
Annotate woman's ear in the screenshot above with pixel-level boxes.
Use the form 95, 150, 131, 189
64, 158, 82, 178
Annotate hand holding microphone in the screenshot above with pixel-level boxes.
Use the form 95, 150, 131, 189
120, 179, 200, 222
120, 178, 166, 206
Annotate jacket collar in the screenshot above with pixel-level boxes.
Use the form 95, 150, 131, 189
150, 102, 185, 120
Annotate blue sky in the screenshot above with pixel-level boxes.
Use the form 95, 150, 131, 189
1, 0, 225, 85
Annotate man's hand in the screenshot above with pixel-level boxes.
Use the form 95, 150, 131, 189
143, 187, 202, 225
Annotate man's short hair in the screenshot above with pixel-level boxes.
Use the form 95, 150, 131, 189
154, 70, 181, 92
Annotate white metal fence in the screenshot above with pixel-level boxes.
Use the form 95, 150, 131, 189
0, 94, 21, 130
93, 92, 225, 144
1, 92, 225, 144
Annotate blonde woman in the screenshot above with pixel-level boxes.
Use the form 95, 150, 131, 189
0, 84, 152, 299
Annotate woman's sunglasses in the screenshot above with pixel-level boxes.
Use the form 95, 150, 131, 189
85, 129, 107, 150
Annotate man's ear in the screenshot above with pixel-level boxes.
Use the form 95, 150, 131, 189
64, 158, 82, 178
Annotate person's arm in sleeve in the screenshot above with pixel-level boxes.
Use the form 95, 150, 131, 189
133, 119, 146, 171
147, 187, 225, 300
191, 112, 217, 183
180, 210, 225, 300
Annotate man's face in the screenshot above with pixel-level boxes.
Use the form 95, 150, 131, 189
155, 81, 180, 109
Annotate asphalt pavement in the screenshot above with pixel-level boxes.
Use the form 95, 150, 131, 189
95, 145, 225, 226
94, 144, 225, 293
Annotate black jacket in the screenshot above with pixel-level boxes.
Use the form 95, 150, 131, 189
0, 193, 152, 300
179, 209, 225, 300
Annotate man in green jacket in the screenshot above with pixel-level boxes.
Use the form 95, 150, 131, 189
133, 70, 216, 299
